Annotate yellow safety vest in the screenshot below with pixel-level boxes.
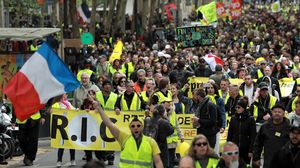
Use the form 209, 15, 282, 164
257, 69, 264, 79
77, 69, 94, 81
121, 62, 135, 80
96, 91, 118, 110
17, 112, 41, 124
30, 44, 39, 51
120, 135, 153, 168
296, 78, 300, 85
120, 93, 141, 111
141, 91, 149, 103
154, 90, 172, 104
253, 95, 277, 119
291, 96, 299, 112
218, 90, 229, 104
52, 103, 60, 108
167, 111, 179, 144
195, 158, 220, 168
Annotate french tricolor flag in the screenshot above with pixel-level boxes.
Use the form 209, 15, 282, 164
77, 2, 91, 24
3, 43, 80, 121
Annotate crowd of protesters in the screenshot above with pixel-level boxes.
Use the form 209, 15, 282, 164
5, 1, 300, 168
63, 2, 300, 168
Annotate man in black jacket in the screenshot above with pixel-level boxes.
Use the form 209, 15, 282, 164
192, 89, 218, 148
270, 125, 300, 168
252, 104, 290, 168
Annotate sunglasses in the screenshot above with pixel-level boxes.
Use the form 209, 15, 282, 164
131, 124, 141, 128
121, 80, 126, 83
195, 142, 208, 147
224, 65, 229, 67
222, 151, 239, 156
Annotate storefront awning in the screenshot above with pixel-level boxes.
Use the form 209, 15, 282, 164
0, 28, 60, 41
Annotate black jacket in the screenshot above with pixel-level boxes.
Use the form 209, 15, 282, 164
225, 95, 241, 116
227, 111, 257, 163
253, 118, 290, 168
196, 97, 218, 136
270, 142, 300, 168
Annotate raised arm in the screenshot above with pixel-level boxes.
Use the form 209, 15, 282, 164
93, 101, 120, 139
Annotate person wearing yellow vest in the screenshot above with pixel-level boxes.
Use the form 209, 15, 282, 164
95, 80, 118, 165
52, 94, 76, 167
286, 84, 300, 113
13, 110, 44, 166
141, 78, 156, 105
150, 77, 172, 106
93, 100, 164, 168
115, 80, 148, 112
249, 82, 278, 123
162, 97, 184, 168
29, 40, 40, 52
187, 134, 219, 168
171, 84, 186, 114
219, 79, 230, 105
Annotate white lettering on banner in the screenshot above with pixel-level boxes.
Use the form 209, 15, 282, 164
231, 2, 241, 9
67, 114, 99, 146
231, 10, 241, 17
217, 7, 225, 15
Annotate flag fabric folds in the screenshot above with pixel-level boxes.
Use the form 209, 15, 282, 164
77, 2, 91, 24
3, 43, 80, 121
109, 40, 123, 63
204, 53, 224, 72
196, 1, 217, 25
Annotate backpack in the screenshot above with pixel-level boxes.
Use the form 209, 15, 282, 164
143, 117, 159, 140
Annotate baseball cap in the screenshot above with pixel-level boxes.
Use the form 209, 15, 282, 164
290, 125, 300, 132
258, 82, 269, 90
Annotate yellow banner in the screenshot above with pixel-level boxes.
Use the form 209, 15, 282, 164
196, 1, 217, 25
187, 77, 209, 97
50, 109, 195, 150
278, 77, 295, 97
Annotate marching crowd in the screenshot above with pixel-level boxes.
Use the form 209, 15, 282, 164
10, 2, 300, 168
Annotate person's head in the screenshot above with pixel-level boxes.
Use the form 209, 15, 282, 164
258, 82, 269, 98
260, 60, 267, 69
137, 69, 146, 82
169, 83, 179, 95
231, 61, 239, 70
161, 97, 173, 111
158, 77, 170, 90
223, 62, 230, 71
102, 80, 112, 93
61, 93, 68, 101
229, 84, 239, 98
179, 156, 195, 168
129, 117, 143, 138
145, 78, 155, 92
271, 104, 286, 123
153, 104, 166, 118
192, 89, 206, 103
118, 76, 127, 87
188, 134, 215, 159
289, 126, 300, 147
82, 160, 105, 168
145, 67, 154, 78
81, 72, 91, 86
295, 99, 300, 115
244, 74, 253, 86
154, 73, 163, 85
263, 66, 272, 77
220, 79, 230, 92
205, 83, 218, 96
87, 90, 96, 101
113, 72, 122, 83
162, 63, 170, 74
294, 56, 300, 64
125, 80, 135, 94
235, 96, 248, 114
221, 142, 240, 168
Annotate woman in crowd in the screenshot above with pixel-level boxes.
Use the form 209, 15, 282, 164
227, 96, 256, 164
162, 63, 170, 77
171, 83, 186, 114
115, 75, 127, 95
188, 134, 219, 168
52, 93, 76, 167
271, 62, 288, 80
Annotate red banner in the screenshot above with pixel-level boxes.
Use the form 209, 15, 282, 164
164, 3, 177, 21
230, 0, 242, 19
216, 2, 226, 18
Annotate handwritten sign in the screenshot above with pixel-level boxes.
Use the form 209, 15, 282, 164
176, 26, 215, 48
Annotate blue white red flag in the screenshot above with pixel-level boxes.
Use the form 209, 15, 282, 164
77, 2, 91, 24
3, 43, 80, 121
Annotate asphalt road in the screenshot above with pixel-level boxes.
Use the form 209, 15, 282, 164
6, 138, 118, 168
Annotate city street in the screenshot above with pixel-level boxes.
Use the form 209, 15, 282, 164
6, 138, 118, 168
